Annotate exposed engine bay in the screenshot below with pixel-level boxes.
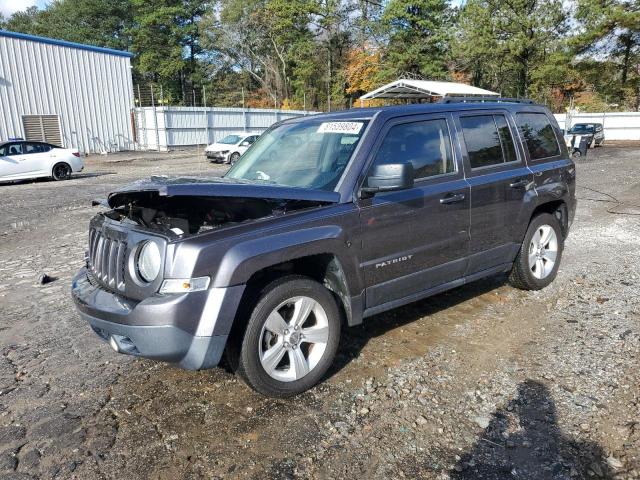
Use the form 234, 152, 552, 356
103, 191, 330, 238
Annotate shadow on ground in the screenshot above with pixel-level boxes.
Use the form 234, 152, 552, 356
451, 380, 613, 479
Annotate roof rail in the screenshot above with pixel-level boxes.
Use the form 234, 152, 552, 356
439, 96, 536, 104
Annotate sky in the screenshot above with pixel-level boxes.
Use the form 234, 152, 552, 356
0, 0, 47, 18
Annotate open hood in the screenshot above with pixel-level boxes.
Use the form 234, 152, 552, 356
101, 176, 339, 238
108, 176, 340, 208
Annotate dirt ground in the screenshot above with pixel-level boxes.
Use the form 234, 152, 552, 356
0, 145, 638, 479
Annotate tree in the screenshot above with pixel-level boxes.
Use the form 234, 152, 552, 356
3, 1, 133, 51
380, 0, 452, 80
574, 0, 640, 109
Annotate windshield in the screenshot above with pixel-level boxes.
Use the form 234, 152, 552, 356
569, 124, 594, 133
218, 135, 243, 145
225, 120, 369, 191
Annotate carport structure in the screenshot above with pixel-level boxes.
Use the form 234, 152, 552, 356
359, 79, 499, 105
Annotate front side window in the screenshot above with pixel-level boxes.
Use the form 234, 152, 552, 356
517, 113, 560, 160
226, 120, 369, 191
5, 143, 23, 156
370, 119, 455, 179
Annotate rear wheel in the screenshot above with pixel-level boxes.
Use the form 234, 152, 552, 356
52, 162, 71, 181
509, 213, 564, 290
234, 276, 341, 397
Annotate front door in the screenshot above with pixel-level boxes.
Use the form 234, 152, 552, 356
453, 111, 533, 275
358, 114, 470, 309
0, 143, 26, 179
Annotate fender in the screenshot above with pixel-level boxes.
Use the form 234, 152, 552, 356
212, 225, 355, 288
514, 158, 574, 242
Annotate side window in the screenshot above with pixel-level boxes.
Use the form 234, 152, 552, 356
6, 143, 23, 156
516, 113, 560, 160
371, 119, 455, 179
460, 115, 503, 168
495, 115, 517, 163
24, 143, 44, 154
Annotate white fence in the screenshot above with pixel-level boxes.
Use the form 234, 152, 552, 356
133, 106, 316, 151
554, 112, 640, 141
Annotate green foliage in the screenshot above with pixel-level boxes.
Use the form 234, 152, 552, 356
381, 0, 452, 80
2, 0, 639, 110
454, 0, 567, 99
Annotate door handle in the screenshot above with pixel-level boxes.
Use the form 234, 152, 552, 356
440, 193, 466, 204
509, 179, 528, 188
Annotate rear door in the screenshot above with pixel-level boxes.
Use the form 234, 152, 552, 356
21, 142, 52, 176
453, 111, 533, 275
358, 114, 470, 309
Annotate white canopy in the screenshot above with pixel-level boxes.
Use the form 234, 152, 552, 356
360, 79, 499, 100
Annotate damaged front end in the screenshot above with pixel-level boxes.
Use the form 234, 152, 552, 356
100, 176, 340, 238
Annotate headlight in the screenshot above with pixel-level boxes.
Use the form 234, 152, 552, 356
137, 241, 161, 282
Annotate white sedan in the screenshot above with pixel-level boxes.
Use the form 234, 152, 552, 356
205, 132, 260, 164
0, 141, 84, 182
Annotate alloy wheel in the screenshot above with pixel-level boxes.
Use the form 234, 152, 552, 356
258, 296, 329, 382
528, 225, 558, 280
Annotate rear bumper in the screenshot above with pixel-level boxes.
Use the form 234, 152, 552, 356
71, 268, 245, 370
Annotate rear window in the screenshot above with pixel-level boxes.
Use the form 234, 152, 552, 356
517, 113, 560, 160
460, 114, 517, 169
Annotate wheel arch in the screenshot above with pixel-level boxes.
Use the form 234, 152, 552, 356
225, 252, 354, 352
529, 200, 569, 238
51, 161, 72, 179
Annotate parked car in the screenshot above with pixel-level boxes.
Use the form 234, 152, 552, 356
204, 132, 259, 164
72, 99, 576, 397
0, 141, 83, 182
566, 123, 604, 148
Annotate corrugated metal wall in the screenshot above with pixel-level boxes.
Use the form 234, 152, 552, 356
0, 32, 134, 153
133, 107, 317, 151
554, 112, 640, 141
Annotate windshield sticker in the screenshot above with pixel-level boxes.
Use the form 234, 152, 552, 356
317, 122, 364, 134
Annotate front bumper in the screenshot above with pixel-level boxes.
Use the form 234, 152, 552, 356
205, 151, 228, 162
71, 268, 245, 370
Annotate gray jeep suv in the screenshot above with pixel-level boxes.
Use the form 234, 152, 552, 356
72, 98, 576, 397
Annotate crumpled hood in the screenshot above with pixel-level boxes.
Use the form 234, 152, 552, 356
107, 176, 340, 208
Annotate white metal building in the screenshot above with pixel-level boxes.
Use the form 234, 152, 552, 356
0, 30, 134, 154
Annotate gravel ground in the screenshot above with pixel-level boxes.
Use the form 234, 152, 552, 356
0, 145, 638, 479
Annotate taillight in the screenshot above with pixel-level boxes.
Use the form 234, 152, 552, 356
72, 151, 80, 157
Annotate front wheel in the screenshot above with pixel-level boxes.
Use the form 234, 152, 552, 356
235, 276, 341, 397
509, 213, 564, 290
228, 152, 241, 165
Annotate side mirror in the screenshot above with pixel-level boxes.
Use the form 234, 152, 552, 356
240, 141, 250, 147
361, 162, 414, 196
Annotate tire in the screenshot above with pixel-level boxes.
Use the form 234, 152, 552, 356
234, 275, 341, 397
228, 152, 241, 165
52, 162, 72, 181
509, 213, 564, 291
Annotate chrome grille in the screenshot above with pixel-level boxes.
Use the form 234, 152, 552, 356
88, 228, 126, 291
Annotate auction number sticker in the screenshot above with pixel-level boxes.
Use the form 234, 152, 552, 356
317, 122, 364, 134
